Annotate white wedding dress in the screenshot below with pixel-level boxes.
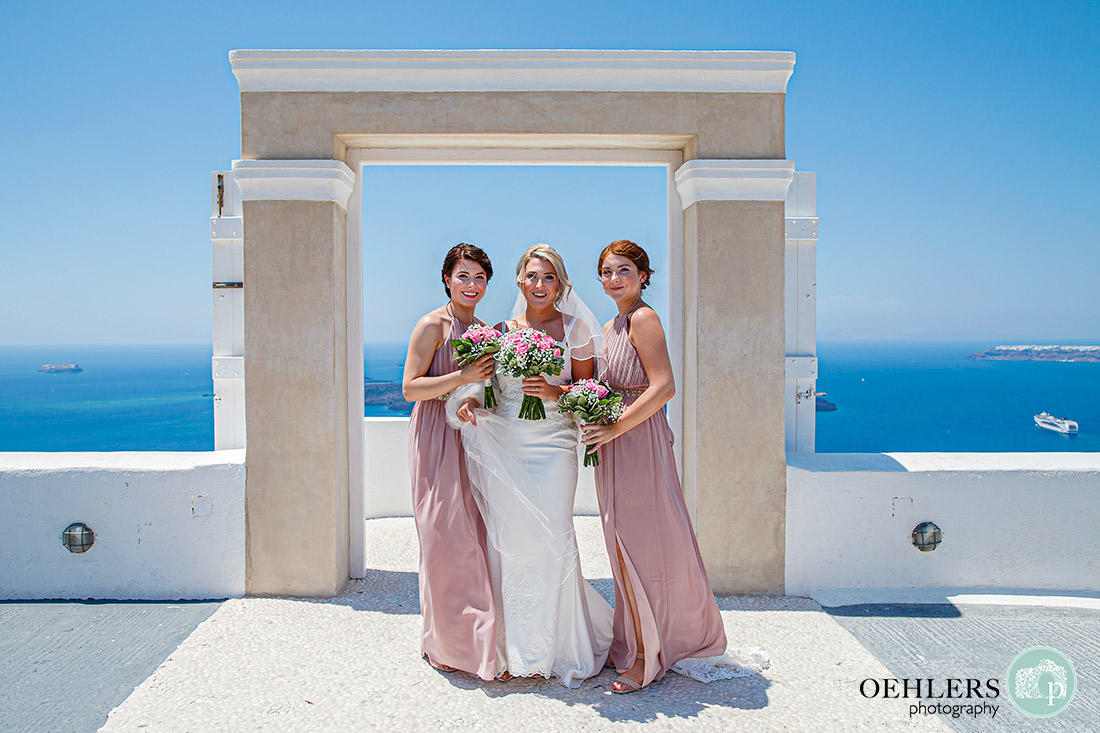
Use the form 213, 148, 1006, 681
447, 315, 613, 687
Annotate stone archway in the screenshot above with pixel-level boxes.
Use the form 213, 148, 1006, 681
227, 50, 799, 596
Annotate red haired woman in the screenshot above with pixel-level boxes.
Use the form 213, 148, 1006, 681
582, 240, 766, 692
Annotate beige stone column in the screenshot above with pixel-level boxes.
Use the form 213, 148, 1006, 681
675, 160, 794, 594
232, 160, 355, 597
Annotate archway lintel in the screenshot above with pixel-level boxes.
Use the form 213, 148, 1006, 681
336, 133, 695, 154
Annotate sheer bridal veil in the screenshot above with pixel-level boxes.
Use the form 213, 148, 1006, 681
508, 284, 603, 376
444, 280, 603, 561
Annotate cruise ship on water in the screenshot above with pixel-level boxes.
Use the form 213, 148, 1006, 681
1034, 412, 1079, 434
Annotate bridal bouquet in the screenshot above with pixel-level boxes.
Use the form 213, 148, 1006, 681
496, 327, 565, 420
450, 324, 503, 408
557, 379, 624, 467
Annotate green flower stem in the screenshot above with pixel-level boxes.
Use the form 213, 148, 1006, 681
519, 394, 545, 420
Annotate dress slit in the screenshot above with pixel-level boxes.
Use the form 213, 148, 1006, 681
614, 531, 663, 684
594, 300, 728, 685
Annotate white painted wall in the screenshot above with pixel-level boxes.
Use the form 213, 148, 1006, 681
786, 452, 1100, 596
0, 451, 245, 600
211, 171, 246, 451
5, 446, 1096, 598
783, 171, 818, 452
363, 418, 599, 520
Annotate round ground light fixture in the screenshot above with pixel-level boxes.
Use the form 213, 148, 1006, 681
911, 521, 942, 552
62, 522, 95, 554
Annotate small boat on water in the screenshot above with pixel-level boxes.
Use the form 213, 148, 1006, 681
1034, 412, 1078, 434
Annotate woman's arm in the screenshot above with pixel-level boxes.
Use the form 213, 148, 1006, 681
580, 308, 674, 449
401, 313, 494, 402
571, 356, 595, 381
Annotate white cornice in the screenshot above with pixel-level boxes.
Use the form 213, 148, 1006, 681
229, 49, 795, 93
674, 160, 795, 208
231, 160, 355, 209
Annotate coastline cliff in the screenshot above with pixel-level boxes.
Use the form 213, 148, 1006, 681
365, 379, 414, 412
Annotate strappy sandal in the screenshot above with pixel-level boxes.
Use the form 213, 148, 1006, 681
610, 652, 645, 694
610, 674, 642, 693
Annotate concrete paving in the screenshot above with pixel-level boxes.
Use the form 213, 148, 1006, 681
826, 602, 1100, 733
0, 599, 221, 733
97, 518, 947, 732
4, 517, 1096, 731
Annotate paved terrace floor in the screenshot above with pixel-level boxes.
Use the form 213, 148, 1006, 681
1, 517, 1096, 732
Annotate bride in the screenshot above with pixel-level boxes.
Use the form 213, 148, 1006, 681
447, 244, 613, 687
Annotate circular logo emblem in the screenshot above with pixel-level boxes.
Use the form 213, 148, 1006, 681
1005, 647, 1076, 718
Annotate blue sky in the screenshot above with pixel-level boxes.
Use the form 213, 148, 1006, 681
363, 165, 669, 344
1, 0, 1096, 344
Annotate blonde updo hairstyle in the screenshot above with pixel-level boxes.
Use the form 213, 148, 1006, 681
515, 244, 572, 307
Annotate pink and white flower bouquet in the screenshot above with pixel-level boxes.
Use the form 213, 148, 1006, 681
450, 324, 503, 408
557, 379, 624, 467
496, 327, 566, 420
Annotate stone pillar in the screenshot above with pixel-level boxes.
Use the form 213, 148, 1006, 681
675, 160, 794, 594
232, 160, 355, 597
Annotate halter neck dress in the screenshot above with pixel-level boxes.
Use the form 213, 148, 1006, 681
406, 314, 498, 680
594, 301, 727, 686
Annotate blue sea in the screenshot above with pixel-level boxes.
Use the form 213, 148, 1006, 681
814, 342, 1100, 453
1, 342, 1097, 453
0, 345, 214, 451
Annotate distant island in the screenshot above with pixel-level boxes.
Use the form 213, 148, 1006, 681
39, 363, 83, 373
967, 345, 1100, 363
816, 396, 837, 412
365, 379, 413, 412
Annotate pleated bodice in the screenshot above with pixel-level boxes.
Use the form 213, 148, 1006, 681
601, 301, 649, 405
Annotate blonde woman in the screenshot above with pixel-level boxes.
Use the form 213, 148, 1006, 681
446, 244, 613, 687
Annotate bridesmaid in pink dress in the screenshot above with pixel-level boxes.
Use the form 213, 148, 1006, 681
581, 240, 727, 693
403, 244, 499, 680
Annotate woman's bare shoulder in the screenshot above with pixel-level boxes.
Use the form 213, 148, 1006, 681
630, 305, 663, 329
626, 306, 666, 347
413, 305, 449, 337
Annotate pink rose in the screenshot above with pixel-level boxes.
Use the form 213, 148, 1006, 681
553, 347, 562, 358
469, 331, 484, 344
595, 385, 609, 398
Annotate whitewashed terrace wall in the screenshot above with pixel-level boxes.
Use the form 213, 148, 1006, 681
0, 451, 245, 600
364, 418, 599, 517
785, 452, 1100, 596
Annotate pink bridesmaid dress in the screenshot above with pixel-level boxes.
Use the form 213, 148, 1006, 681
594, 301, 727, 686
407, 315, 498, 680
